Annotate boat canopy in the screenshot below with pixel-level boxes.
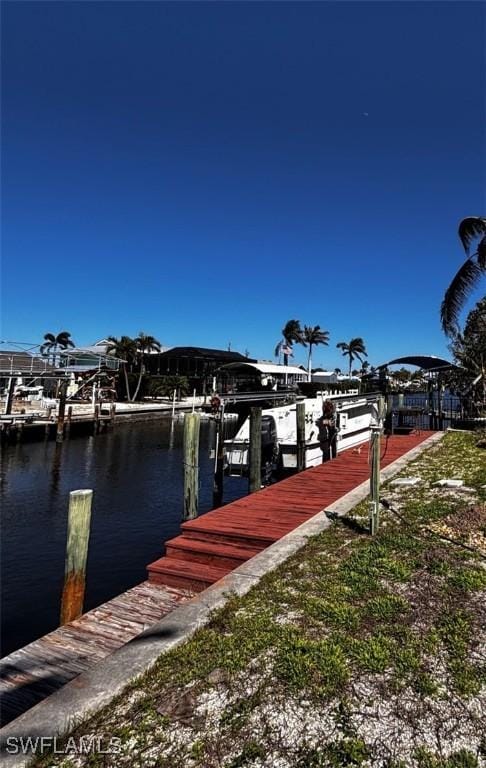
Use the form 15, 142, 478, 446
217, 361, 306, 376
376, 355, 458, 372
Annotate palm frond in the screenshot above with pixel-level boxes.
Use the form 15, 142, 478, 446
282, 319, 303, 344
441, 258, 483, 336
458, 217, 486, 255
477, 235, 486, 269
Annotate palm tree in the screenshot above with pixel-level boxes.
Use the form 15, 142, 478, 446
106, 335, 138, 401
336, 337, 368, 378
274, 319, 303, 366
441, 217, 486, 337
40, 331, 75, 366
301, 325, 329, 381
131, 332, 162, 401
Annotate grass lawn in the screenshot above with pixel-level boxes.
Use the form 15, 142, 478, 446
36, 431, 485, 768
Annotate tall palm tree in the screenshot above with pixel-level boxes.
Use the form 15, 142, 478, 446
336, 337, 368, 378
441, 216, 486, 337
131, 332, 162, 401
301, 325, 329, 381
274, 319, 303, 366
40, 331, 75, 366
106, 335, 138, 401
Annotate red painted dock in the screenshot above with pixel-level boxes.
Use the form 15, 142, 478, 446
148, 432, 433, 590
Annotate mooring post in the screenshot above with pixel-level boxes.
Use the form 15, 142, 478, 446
171, 388, 176, 419
65, 406, 73, 436
212, 407, 225, 508
183, 412, 200, 521
427, 382, 435, 429
56, 382, 67, 443
110, 402, 116, 426
94, 405, 100, 434
296, 402, 306, 472
437, 378, 443, 430
249, 406, 262, 493
4, 377, 15, 415
60, 489, 93, 625
369, 425, 381, 535
397, 392, 404, 428
385, 393, 393, 432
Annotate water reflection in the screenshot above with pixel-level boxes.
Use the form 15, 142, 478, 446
50, 443, 63, 497
1, 417, 245, 656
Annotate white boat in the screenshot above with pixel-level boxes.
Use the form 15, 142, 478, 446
224, 393, 380, 476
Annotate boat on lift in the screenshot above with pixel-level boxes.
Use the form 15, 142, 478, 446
223, 392, 380, 477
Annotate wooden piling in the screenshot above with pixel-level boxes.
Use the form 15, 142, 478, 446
65, 406, 73, 436
296, 402, 306, 472
4, 377, 15, 415
249, 406, 262, 493
110, 402, 116, 426
56, 383, 67, 443
60, 489, 93, 625
94, 405, 100, 434
212, 409, 225, 508
183, 412, 200, 521
369, 426, 381, 535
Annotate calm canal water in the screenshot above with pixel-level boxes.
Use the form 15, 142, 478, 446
0, 417, 246, 657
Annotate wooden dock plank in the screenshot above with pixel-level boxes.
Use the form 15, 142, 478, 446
148, 433, 434, 593
0, 581, 192, 727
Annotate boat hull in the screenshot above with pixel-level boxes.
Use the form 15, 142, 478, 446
224, 395, 378, 476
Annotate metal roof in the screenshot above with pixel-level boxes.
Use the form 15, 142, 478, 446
376, 355, 458, 371
218, 361, 307, 376
0, 350, 56, 375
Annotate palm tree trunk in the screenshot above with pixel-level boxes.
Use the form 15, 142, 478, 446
348, 356, 352, 379
131, 356, 145, 402
123, 366, 131, 401
283, 353, 288, 367
131, 370, 144, 402
307, 344, 313, 382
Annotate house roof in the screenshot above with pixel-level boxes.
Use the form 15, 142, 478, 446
159, 346, 254, 362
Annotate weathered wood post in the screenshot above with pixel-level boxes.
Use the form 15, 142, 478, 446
397, 392, 404, 429
56, 382, 67, 443
296, 402, 306, 472
60, 489, 93, 625
369, 425, 381, 535
213, 408, 225, 508
109, 402, 116, 426
385, 394, 393, 432
4, 377, 15, 415
65, 406, 73, 436
183, 412, 200, 520
249, 406, 262, 493
94, 405, 100, 434
437, 377, 443, 430
427, 382, 435, 429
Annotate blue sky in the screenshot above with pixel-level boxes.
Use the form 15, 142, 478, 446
2, 1, 485, 370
